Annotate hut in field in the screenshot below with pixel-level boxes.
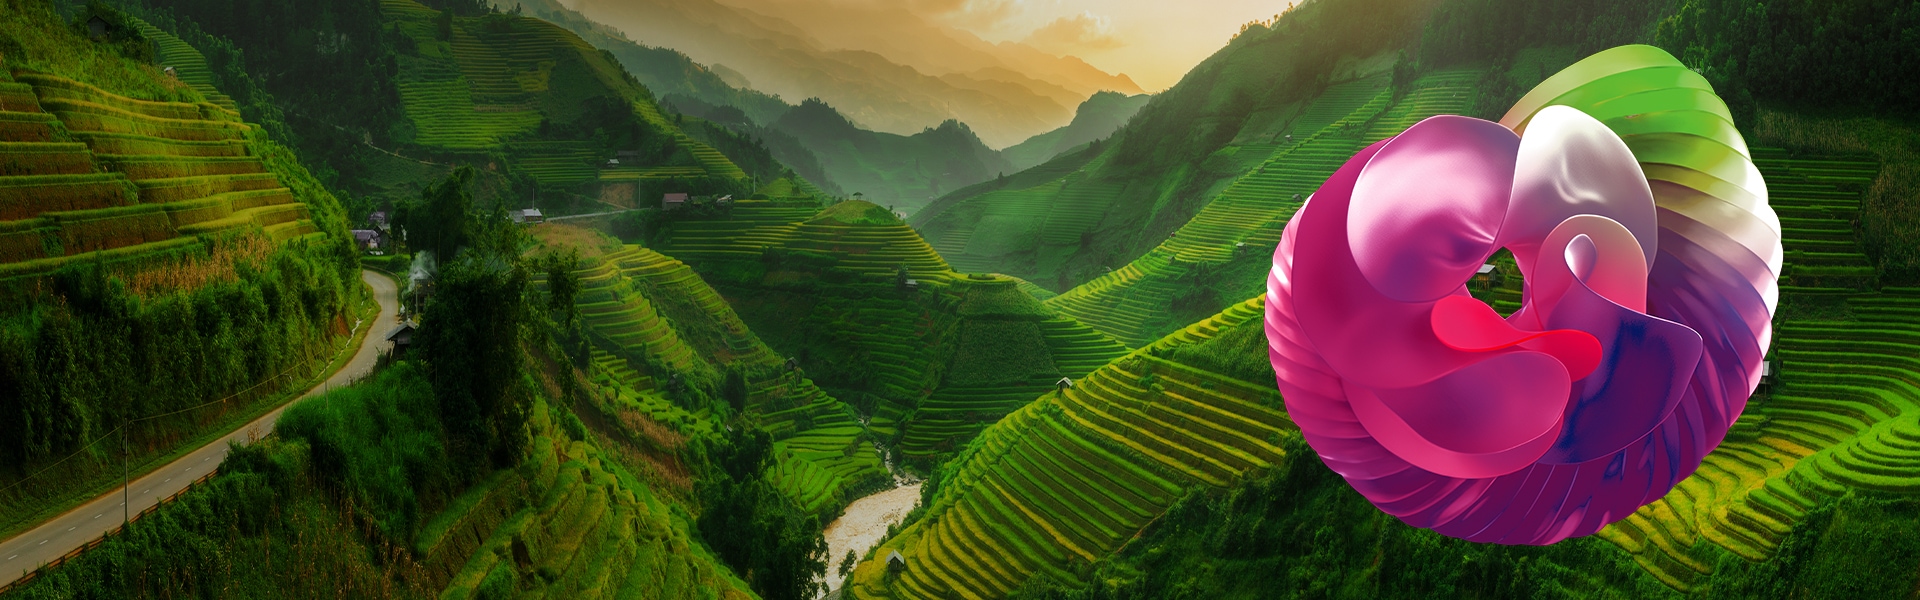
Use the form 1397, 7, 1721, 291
662, 193, 689, 210
385, 322, 418, 359
886, 550, 906, 575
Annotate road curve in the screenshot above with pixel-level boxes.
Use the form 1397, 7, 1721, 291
0, 270, 401, 587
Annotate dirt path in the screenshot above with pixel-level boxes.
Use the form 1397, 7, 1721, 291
819, 483, 923, 597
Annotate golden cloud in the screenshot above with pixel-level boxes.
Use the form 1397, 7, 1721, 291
1023, 12, 1123, 52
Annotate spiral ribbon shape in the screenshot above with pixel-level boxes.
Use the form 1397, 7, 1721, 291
1264, 45, 1780, 545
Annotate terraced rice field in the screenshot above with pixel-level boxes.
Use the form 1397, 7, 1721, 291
380, 0, 748, 187
436, 407, 753, 599
556, 244, 887, 515
922, 152, 1126, 275
131, 20, 238, 111
1045, 71, 1481, 346
851, 297, 1293, 600
896, 276, 1130, 460
651, 198, 820, 259
0, 71, 317, 280
658, 200, 955, 282
511, 141, 601, 186
1588, 150, 1920, 591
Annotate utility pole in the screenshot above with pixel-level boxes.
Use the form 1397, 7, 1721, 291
121, 417, 128, 594
121, 422, 128, 527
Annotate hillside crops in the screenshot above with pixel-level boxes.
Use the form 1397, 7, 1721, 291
1587, 149, 1920, 591
551, 243, 888, 516
1045, 70, 1480, 346
435, 401, 757, 599
131, 21, 237, 111
849, 297, 1291, 600
896, 276, 1129, 461
378, 0, 747, 192
0, 70, 319, 282
653, 199, 1132, 462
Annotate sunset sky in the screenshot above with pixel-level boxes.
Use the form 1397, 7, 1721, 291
923, 0, 1299, 90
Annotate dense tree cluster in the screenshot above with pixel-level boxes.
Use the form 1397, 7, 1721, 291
0, 240, 355, 466
397, 168, 539, 471
1656, 0, 1920, 115
695, 427, 829, 600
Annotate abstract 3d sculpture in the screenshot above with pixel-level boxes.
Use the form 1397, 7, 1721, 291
1264, 45, 1779, 545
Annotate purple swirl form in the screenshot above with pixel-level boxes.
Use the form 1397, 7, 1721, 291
1264, 49, 1778, 545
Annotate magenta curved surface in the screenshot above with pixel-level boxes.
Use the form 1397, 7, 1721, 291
1264, 102, 1773, 545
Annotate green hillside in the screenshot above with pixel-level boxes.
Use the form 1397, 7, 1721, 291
0, 0, 362, 544
5, 362, 759, 600
1038, 69, 1478, 346
381, 0, 697, 170
1000, 91, 1152, 173
908, 0, 1435, 298
768, 100, 1013, 215
0, 67, 326, 282
848, 297, 1288, 599
532, 225, 889, 517
649, 199, 1128, 466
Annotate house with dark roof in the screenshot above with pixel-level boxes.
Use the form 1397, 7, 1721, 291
351, 229, 385, 253
385, 322, 417, 359
662, 193, 689, 210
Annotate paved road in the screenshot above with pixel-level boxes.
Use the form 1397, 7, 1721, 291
0, 270, 400, 588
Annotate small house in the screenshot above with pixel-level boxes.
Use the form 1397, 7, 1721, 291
385, 322, 417, 359
662, 193, 689, 210
1056, 377, 1074, 391
351, 229, 384, 252
162, 66, 177, 80
510, 208, 544, 224
87, 15, 109, 39
886, 550, 906, 575
368, 211, 390, 231
898, 278, 919, 293
604, 158, 621, 168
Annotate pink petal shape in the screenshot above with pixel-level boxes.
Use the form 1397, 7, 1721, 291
1431, 295, 1602, 380
1504, 106, 1660, 276
1348, 116, 1520, 303
1346, 350, 1570, 479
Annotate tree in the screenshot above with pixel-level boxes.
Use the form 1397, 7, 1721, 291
416, 253, 532, 471
396, 167, 476, 261
541, 249, 581, 328
696, 427, 828, 600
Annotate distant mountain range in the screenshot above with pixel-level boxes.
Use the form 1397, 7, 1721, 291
514, 0, 1147, 214
564, 0, 1142, 149
1000, 91, 1151, 172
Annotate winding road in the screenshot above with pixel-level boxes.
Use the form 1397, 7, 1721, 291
0, 270, 400, 588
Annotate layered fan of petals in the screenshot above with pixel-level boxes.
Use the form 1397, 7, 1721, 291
1266, 45, 1780, 545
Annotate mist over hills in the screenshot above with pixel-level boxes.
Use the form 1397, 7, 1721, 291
1000, 90, 1151, 172
514, 0, 1144, 213
564, 0, 1141, 148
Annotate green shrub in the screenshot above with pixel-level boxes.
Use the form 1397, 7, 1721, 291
275, 361, 454, 540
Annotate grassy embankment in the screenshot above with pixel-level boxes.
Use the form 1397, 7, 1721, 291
0, 1, 359, 542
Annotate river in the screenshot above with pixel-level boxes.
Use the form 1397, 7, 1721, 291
818, 483, 923, 598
